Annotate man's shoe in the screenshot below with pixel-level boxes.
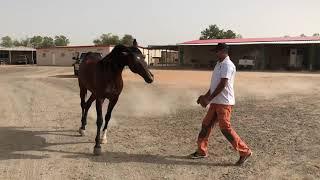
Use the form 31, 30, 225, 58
189, 151, 208, 159
235, 152, 252, 166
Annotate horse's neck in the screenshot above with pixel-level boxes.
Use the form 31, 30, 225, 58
102, 60, 125, 78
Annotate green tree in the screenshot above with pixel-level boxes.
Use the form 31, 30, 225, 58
93, 33, 120, 45
30, 36, 43, 48
42, 36, 55, 48
313, 33, 320, 37
236, 34, 243, 38
54, 35, 70, 46
121, 34, 134, 46
200, 24, 241, 40
300, 34, 307, 37
224, 30, 237, 39
1, 36, 14, 47
13, 40, 22, 47
21, 38, 31, 47
93, 39, 102, 45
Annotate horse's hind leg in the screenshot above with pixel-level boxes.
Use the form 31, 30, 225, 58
101, 97, 119, 144
79, 93, 95, 136
78, 87, 87, 135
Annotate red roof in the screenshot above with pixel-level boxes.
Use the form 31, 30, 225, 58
181, 36, 320, 45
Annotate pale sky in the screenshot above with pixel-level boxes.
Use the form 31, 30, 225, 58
1, 0, 320, 46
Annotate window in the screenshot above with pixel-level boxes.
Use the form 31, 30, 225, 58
61, 53, 65, 57
42, 53, 46, 57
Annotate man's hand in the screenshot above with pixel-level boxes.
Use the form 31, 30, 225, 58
197, 95, 209, 108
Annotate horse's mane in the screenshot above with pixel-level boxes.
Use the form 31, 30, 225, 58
99, 45, 131, 71
100, 44, 142, 72
102, 45, 129, 62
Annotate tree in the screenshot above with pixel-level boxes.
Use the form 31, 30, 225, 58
93, 33, 120, 45
20, 38, 31, 47
42, 36, 55, 48
313, 33, 320, 37
54, 35, 70, 46
236, 34, 243, 38
200, 24, 241, 40
224, 30, 238, 39
1, 36, 14, 47
13, 40, 22, 47
93, 39, 102, 45
121, 34, 134, 46
300, 34, 307, 37
30, 36, 43, 48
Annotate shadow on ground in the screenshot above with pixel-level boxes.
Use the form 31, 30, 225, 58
0, 127, 234, 167
0, 127, 88, 160
49, 74, 77, 79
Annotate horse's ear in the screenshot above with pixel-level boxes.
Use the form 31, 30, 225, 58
133, 39, 138, 47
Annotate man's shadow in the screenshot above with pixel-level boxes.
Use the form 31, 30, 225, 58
63, 151, 235, 167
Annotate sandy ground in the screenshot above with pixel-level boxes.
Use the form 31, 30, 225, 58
0, 65, 319, 180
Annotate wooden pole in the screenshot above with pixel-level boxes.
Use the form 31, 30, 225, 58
9, 50, 12, 64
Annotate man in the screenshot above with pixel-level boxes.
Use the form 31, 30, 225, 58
190, 43, 252, 166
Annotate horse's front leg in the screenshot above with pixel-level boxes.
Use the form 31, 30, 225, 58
94, 98, 104, 155
101, 96, 119, 144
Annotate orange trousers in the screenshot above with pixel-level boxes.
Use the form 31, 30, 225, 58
197, 103, 251, 156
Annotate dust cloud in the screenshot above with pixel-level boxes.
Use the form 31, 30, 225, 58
87, 71, 320, 121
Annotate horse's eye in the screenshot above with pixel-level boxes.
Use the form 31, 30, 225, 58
136, 56, 141, 60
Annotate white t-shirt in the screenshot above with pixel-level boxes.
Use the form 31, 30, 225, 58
210, 56, 236, 105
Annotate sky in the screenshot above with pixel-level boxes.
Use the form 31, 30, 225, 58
1, 0, 320, 46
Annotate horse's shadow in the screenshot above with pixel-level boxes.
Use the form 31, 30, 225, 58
0, 127, 234, 167
0, 127, 90, 161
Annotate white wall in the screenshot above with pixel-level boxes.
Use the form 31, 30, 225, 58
37, 46, 111, 66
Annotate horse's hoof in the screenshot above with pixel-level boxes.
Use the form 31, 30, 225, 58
93, 147, 102, 156
78, 128, 85, 136
100, 138, 107, 144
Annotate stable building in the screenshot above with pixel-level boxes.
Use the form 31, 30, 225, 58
36, 45, 113, 66
179, 36, 320, 70
0, 47, 36, 64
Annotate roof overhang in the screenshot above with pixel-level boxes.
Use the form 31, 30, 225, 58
146, 45, 178, 51
179, 36, 320, 46
0, 47, 36, 51
179, 40, 320, 46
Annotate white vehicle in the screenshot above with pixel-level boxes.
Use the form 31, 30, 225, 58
238, 56, 256, 70
72, 52, 102, 76
16, 55, 28, 64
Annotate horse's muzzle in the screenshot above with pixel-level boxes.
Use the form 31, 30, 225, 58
146, 71, 154, 83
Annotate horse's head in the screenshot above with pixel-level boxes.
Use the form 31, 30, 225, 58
124, 39, 154, 84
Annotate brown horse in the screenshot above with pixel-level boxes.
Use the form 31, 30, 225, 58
77, 39, 154, 155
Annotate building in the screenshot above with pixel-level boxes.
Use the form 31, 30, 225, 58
0, 47, 36, 64
145, 45, 179, 66
179, 36, 320, 70
36, 45, 113, 66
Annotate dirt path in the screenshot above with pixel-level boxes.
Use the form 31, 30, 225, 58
0, 66, 319, 180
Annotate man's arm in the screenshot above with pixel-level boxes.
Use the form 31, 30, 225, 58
207, 78, 228, 102
204, 89, 211, 98
197, 89, 210, 106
